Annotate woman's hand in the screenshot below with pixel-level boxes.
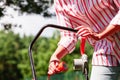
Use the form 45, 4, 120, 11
76, 26, 101, 40
76, 25, 120, 40
48, 61, 59, 75
48, 45, 69, 75
76, 26, 93, 37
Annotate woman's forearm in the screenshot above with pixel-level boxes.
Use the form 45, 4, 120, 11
50, 45, 69, 62
98, 25, 120, 39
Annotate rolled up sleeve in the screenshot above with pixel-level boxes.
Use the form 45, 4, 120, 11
110, 0, 120, 25
58, 35, 78, 53
54, 0, 78, 53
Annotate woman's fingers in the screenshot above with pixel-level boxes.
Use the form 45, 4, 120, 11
48, 61, 59, 75
76, 26, 91, 37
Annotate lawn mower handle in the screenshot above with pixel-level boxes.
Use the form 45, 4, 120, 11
28, 24, 78, 80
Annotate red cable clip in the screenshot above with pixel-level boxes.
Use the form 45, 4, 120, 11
80, 37, 86, 55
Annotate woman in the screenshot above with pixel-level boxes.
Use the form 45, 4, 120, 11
48, 0, 120, 80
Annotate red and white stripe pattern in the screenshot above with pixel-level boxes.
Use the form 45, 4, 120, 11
55, 0, 120, 66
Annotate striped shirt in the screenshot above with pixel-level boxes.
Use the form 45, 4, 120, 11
54, 0, 120, 66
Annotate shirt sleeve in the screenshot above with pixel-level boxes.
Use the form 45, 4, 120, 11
110, 0, 120, 25
54, 0, 78, 53
58, 35, 78, 53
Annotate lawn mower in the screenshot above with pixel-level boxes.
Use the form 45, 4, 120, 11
28, 24, 89, 80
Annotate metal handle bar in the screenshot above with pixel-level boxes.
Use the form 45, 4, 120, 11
28, 24, 78, 80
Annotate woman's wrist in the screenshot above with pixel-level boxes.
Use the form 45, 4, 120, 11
50, 55, 60, 63
90, 32, 102, 40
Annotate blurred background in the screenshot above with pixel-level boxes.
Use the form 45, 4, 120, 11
0, 0, 93, 80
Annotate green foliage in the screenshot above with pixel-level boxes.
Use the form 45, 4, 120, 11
0, 0, 55, 30
0, 0, 54, 18
0, 7, 4, 17
0, 31, 22, 80
0, 30, 93, 80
